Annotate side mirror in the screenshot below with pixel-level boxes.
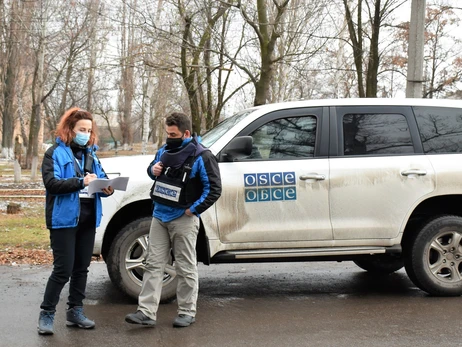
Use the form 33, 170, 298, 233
219, 136, 253, 162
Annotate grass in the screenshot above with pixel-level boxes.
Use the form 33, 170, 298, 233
0, 201, 49, 250
0, 158, 48, 250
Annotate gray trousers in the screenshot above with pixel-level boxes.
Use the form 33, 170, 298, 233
138, 214, 199, 320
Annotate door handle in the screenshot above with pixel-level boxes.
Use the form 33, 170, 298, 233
401, 169, 427, 177
299, 174, 326, 181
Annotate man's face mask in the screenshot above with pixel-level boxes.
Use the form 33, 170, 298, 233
166, 136, 183, 149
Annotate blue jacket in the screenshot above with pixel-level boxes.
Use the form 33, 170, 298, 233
41, 137, 109, 229
147, 137, 222, 223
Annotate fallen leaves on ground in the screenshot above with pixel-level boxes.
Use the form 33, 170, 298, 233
0, 247, 53, 265
0, 247, 102, 265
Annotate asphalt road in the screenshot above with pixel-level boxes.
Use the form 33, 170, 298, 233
1, 261, 461, 347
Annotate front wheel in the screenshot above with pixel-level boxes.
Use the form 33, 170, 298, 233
404, 215, 462, 296
106, 217, 177, 302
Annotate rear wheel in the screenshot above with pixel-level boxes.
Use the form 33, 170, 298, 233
353, 254, 404, 274
404, 215, 462, 296
106, 217, 177, 302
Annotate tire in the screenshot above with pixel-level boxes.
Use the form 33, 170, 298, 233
353, 254, 404, 274
106, 217, 177, 302
404, 215, 462, 296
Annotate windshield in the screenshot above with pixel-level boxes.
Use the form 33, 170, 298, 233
201, 109, 256, 148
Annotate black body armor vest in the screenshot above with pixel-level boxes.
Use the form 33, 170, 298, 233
150, 137, 207, 209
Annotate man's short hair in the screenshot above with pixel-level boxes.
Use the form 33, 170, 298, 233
165, 112, 192, 133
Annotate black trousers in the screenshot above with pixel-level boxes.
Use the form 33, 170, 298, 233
40, 199, 96, 312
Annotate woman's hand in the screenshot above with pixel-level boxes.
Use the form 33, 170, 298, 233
101, 186, 114, 195
83, 173, 97, 186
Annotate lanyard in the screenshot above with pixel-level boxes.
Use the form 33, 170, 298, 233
75, 155, 85, 175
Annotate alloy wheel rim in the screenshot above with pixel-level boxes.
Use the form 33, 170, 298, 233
427, 230, 462, 283
124, 234, 176, 286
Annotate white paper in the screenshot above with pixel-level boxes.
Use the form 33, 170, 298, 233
87, 176, 129, 196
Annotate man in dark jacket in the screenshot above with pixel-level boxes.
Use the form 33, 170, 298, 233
125, 112, 221, 328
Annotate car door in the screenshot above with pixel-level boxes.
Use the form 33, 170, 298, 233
215, 107, 332, 243
329, 106, 436, 240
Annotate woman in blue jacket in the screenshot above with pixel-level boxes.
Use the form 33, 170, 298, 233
38, 108, 113, 335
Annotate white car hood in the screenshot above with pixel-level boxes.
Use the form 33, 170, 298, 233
99, 155, 154, 179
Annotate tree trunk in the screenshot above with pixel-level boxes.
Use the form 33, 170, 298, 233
141, 71, 154, 154
181, 16, 202, 134
27, 0, 47, 175
366, 0, 381, 97
118, 1, 136, 149
14, 160, 21, 183
247, 0, 290, 106
343, 0, 365, 97
86, 0, 100, 112
1, 1, 22, 159
204, 6, 213, 131
124, 0, 136, 147
17, 83, 29, 148
58, 60, 73, 117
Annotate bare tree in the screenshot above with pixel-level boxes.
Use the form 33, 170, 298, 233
86, 0, 101, 112
234, 0, 290, 106
208, 8, 252, 128
422, 5, 462, 98
176, 0, 234, 133
342, 0, 407, 97
0, 0, 6, 152
57, 7, 97, 118
389, 2, 462, 98
98, 104, 119, 152
118, 0, 138, 149
270, 0, 331, 101
1, 1, 24, 159
27, 0, 48, 177
4, 0, 459, 160
140, 0, 163, 154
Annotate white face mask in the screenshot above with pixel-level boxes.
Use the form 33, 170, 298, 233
74, 132, 90, 146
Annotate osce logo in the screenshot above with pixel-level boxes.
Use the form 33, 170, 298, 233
244, 172, 296, 202
155, 185, 177, 198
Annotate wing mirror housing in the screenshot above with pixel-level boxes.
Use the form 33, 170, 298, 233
219, 136, 253, 162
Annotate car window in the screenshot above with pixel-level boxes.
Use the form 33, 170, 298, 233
343, 113, 414, 156
244, 116, 317, 160
201, 110, 256, 148
414, 106, 462, 154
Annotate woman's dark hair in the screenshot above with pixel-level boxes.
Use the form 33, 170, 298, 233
165, 112, 192, 133
55, 107, 98, 145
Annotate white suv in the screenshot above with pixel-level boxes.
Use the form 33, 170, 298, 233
96, 98, 462, 301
